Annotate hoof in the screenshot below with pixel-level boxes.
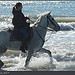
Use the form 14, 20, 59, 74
25, 63, 28, 67
24, 64, 28, 68
25, 61, 29, 67
0, 60, 4, 68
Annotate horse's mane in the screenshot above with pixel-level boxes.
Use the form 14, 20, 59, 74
33, 12, 50, 27
38, 11, 50, 17
33, 16, 42, 27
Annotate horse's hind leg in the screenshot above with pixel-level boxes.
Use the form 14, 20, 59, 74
0, 46, 7, 55
39, 48, 53, 64
0, 46, 7, 68
0, 60, 4, 68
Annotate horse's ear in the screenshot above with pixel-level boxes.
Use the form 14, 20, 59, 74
48, 11, 51, 15
50, 11, 51, 14
46, 11, 51, 17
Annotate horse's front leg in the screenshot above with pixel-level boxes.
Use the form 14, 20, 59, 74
39, 48, 53, 64
0, 60, 4, 68
25, 50, 33, 66
39, 48, 52, 57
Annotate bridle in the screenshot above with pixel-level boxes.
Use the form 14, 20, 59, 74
47, 15, 57, 28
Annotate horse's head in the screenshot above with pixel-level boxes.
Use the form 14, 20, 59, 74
46, 12, 60, 31
34, 12, 60, 31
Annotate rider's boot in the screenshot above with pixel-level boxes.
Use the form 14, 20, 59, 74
20, 38, 28, 53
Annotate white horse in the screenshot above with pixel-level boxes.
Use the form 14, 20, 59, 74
0, 12, 60, 68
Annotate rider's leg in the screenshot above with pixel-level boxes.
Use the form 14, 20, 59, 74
20, 38, 28, 53
19, 28, 29, 53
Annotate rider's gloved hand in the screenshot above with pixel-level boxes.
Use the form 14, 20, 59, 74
26, 17, 30, 20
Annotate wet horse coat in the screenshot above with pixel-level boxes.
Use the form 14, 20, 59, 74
0, 12, 60, 67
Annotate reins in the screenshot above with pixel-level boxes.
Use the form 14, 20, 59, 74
36, 29, 45, 42
29, 16, 54, 43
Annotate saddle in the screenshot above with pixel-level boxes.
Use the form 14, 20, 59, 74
9, 29, 23, 42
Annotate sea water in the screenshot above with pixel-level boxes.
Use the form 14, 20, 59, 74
0, 1, 75, 71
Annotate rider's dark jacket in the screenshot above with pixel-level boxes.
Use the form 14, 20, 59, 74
12, 9, 30, 30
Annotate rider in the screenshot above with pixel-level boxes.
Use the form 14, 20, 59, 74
12, 2, 31, 53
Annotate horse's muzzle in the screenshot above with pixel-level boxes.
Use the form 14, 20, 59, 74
55, 26, 60, 32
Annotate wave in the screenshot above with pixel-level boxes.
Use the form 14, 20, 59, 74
1, 15, 75, 22
55, 17, 75, 22
1, 49, 75, 71
59, 22, 75, 31
0, 15, 75, 31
